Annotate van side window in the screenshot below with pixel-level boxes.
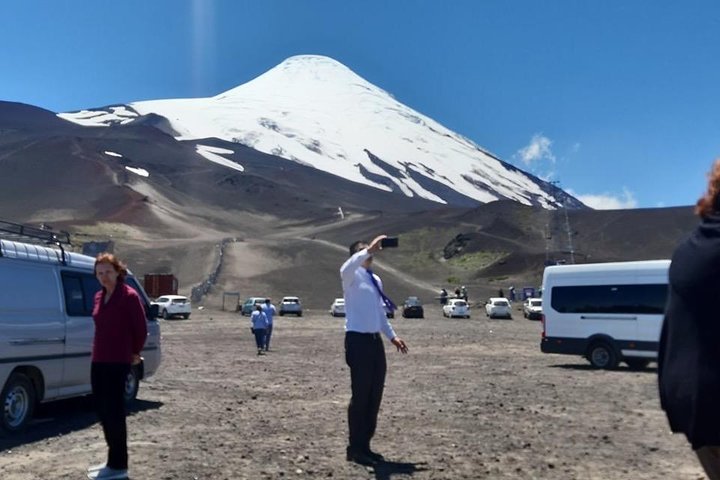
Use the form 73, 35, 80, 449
551, 284, 668, 314
61, 272, 101, 316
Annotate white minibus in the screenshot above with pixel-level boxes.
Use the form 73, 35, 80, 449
540, 260, 669, 369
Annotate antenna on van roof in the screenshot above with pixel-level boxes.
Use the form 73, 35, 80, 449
0, 219, 72, 264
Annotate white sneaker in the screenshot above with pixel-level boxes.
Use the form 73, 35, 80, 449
87, 463, 106, 472
87, 466, 128, 480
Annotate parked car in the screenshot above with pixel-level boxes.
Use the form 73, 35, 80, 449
152, 295, 191, 319
523, 298, 543, 320
279, 296, 303, 316
0, 234, 161, 432
241, 297, 267, 316
330, 298, 346, 317
402, 296, 424, 318
443, 298, 470, 318
485, 297, 512, 319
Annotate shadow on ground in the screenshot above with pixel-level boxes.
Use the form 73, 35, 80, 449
0, 398, 163, 452
370, 458, 430, 480
550, 364, 658, 374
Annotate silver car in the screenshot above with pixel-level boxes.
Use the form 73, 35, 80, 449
330, 298, 346, 317
279, 296, 303, 316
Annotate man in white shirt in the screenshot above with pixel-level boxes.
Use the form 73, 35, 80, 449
340, 234, 408, 466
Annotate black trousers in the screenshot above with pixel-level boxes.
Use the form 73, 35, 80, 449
345, 331, 387, 451
91, 362, 130, 470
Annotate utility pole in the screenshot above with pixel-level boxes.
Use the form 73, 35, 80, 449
551, 181, 575, 264
563, 196, 575, 264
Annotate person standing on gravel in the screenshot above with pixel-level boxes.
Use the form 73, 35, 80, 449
87, 253, 147, 480
250, 305, 268, 356
262, 298, 277, 351
659, 159, 720, 479
340, 235, 409, 466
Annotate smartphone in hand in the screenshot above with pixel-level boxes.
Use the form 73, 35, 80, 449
381, 237, 399, 248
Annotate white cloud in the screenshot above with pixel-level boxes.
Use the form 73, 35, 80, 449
516, 134, 556, 166
570, 187, 638, 210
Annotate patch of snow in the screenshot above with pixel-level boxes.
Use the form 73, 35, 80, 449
125, 166, 149, 177
59, 106, 138, 127
196, 144, 244, 172
104, 151, 123, 158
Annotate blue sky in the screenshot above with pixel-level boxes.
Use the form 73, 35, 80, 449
2, 0, 719, 209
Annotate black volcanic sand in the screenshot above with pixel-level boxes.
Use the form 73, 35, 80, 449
0, 307, 702, 479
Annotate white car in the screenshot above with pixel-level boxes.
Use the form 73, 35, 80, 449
152, 295, 191, 319
523, 298, 543, 320
443, 298, 470, 318
279, 296, 303, 316
330, 298, 346, 317
485, 297, 512, 319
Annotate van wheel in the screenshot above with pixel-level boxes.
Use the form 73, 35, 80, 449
1, 373, 36, 432
588, 342, 619, 369
625, 358, 650, 370
183, 314, 190, 319
124, 367, 140, 404
162, 309, 169, 320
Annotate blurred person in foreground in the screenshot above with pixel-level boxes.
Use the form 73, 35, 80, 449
88, 253, 147, 480
250, 304, 268, 356
340, 235, 408, 466
659, 159, 720, 479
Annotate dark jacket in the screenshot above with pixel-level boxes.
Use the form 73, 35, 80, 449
92, 281, 148, 364
659, 214, 720, 449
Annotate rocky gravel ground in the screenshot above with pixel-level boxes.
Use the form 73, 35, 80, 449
0, 305, 704, 479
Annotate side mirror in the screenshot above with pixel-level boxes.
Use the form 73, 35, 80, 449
149, 304, 159, 319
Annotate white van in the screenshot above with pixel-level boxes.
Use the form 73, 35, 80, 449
540, 260, 669, 369
0, 236, 162, 432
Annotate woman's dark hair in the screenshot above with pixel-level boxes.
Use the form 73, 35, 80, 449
349, 240, 368, 257
696, 159, 720, 218
94, 252, 127, 281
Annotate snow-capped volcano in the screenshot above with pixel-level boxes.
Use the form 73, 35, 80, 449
59, 55, 582, 209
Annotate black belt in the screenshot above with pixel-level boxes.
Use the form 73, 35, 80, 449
346, 331, 382, 340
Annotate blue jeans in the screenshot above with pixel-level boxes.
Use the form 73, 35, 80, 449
253, 328, 266, 350
264, 324, 273, 350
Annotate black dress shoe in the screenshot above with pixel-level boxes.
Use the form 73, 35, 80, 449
365, 449, 384, 462
346, 448, 378, 466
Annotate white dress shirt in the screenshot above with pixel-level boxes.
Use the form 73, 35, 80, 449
340, 248, 397, 340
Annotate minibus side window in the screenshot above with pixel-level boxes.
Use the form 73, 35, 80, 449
61, 272, 101, 316
61, 274, 85, 316
552, 284, 668, 314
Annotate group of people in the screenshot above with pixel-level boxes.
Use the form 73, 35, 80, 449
439, 285, 467, 305
81, 158, 720, 479
248, 299, 276, 355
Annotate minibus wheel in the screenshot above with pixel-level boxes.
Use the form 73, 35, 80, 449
1, 373, 36, 432
124, 367, 140, 404
587, 342, 619, 369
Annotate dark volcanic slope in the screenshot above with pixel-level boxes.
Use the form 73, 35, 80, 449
313, 201, 696, 293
